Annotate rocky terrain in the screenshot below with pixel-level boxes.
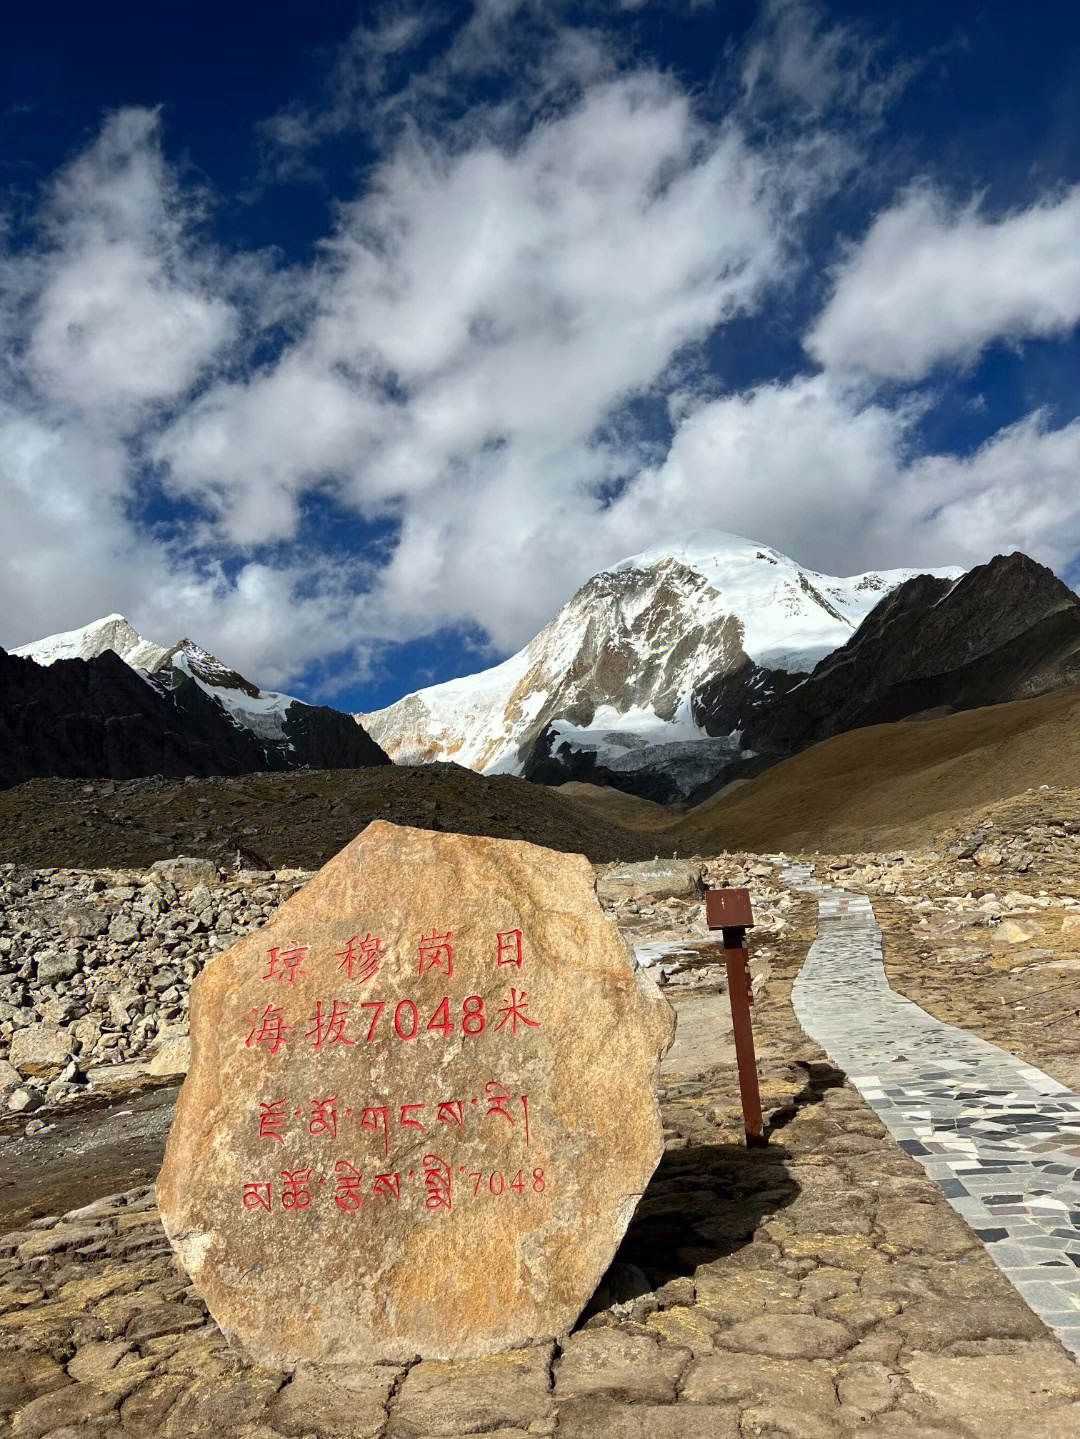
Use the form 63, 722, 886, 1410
0, 858, 312, 1123
800, 795, 1080, 1092
3, 861, 1080, 1436
693, 553, 1080, 771
0, 648, 268, 790
0, 851, 793, 1130
359, 543, 1080, 807
0, 765, 661, 874
666, 692, 1080, 854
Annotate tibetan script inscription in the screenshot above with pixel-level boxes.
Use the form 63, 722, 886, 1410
157, 821, 674, 1366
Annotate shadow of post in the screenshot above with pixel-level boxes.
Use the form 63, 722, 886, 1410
584, 1137, 799, 1317
764, 1060, 846, 1139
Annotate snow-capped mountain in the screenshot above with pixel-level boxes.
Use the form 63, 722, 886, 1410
358, 533, 963, 790
13, 614, 171, 672
13, 616, 388, 776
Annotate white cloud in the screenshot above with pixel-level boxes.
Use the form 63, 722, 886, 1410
0, 402, 378, 687
903, 411, 1080, 571
24, 109, 236, 414
741, 0, 918, 120
807, 184, 1080, 380
0, 109, 372, 685
160, 69, 824, 647
599, 376, 1080, 580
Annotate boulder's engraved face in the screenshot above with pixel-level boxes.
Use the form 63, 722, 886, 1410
156, 822, 674, 1367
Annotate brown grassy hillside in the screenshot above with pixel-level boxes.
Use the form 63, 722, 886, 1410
662, 682, 1080, 853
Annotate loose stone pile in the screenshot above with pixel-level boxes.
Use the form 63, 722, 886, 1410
0, 860, 312, 1117
597, 856, 797, 993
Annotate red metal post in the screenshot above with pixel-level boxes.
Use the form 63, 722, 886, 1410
706, 888, 766, 1148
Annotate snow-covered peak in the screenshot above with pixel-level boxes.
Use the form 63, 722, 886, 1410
359, 535, 963, 774
607, 531, 958, 671
14, 617, 303, 752
12, 614, 172, 673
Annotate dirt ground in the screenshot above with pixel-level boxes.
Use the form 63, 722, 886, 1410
4, 884, 1080, 1437
0, 766, 661, 872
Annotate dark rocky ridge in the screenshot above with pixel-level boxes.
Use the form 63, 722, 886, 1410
697, 552, 1080, 764
154, 665, 388, 773
0, 648, 388, 790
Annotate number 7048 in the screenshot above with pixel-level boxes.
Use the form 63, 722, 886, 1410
470, 1168, 547, 1196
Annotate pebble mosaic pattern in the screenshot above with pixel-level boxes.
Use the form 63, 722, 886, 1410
787, 864, 1080, 1358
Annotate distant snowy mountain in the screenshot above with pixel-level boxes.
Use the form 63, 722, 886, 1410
358, 533, 963, 794
14, 616, 387, 776
13, 614, 171, 672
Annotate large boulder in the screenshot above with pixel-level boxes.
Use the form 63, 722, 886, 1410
10, 1023, 74, 1079
158, 821, 674, 1368
149, 856, 219, 890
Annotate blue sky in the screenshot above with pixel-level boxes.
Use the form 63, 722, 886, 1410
3, 0, 1080, 713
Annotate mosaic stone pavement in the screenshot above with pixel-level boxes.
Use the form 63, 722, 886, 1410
786, 863, 1080, 1358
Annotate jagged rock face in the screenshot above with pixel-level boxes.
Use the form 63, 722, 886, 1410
156, 658, 387, 773
696, 553, 1080, 766
11, 620, 389, 781
359, 535, 949, 778
0, 648, 267, 788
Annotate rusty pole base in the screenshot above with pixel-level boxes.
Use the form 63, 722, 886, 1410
724, 944, 765, 1147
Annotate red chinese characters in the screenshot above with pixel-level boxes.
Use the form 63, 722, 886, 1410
246, 1005, 292, 1055
336, 933, 382, 983
495, 988, 539, 1036
242, 923, 543, 1054
306, 1000, 355, 1050
496, 928, 523, 967
241, 924, 549, 1222
418, 929, 454, 979
262, 944, 309, 985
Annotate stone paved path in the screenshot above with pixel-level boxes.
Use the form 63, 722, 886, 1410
789, 864, 1080, 1358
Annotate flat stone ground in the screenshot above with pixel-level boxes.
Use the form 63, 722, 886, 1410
4, 887, 1080, 1437
0, 1087, 178, 1233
